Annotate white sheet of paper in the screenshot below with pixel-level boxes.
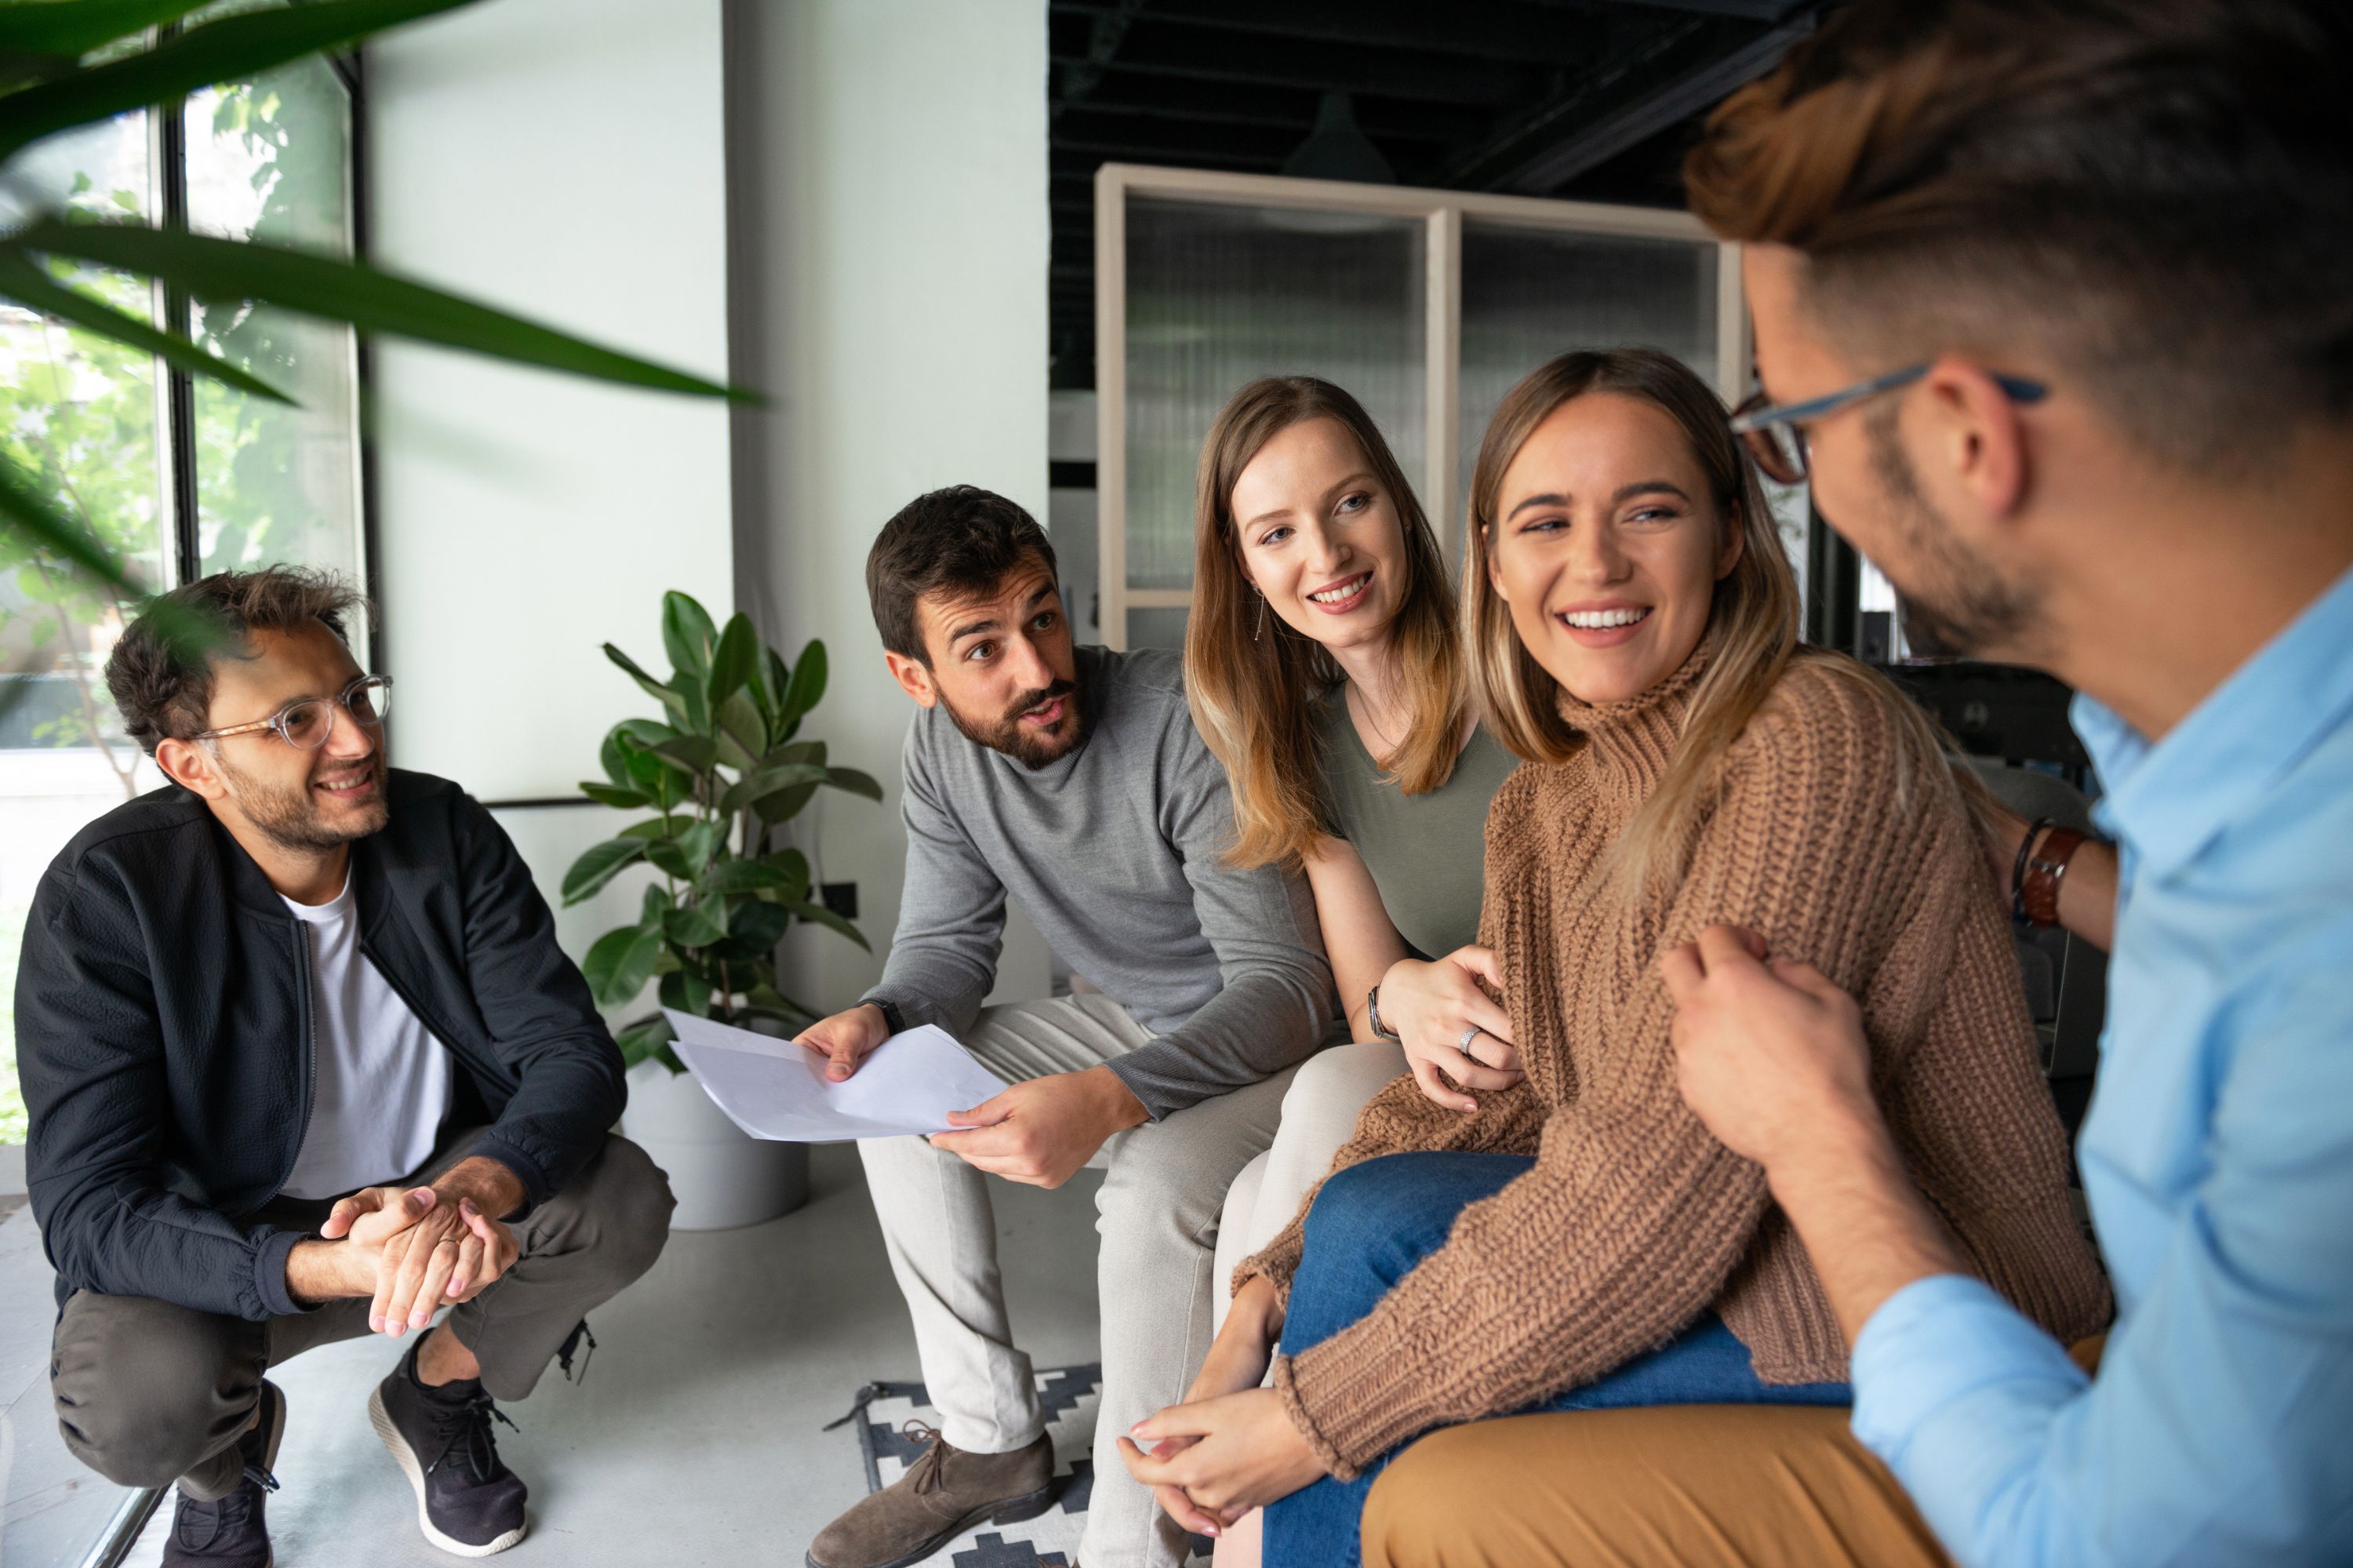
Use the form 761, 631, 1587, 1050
662, 1010, 1007, 1143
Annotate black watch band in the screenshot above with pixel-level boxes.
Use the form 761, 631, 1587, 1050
869, 996, 907, 1035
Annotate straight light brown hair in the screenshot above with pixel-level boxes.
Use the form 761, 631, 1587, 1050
1464, 348, 1955, 893
1185, 377, 1467, 869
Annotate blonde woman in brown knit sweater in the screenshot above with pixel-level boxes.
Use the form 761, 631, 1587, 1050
1118, 348, 2111, 1567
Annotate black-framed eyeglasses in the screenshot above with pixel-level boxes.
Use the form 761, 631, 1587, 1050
1729, 362, 2049, 486
193, 675, 393, 751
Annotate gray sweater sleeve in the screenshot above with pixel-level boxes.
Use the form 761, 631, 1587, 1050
861, 721, 1006, 1037
1102, 718, 1337, 1119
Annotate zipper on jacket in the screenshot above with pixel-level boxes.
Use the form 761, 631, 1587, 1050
277, 919, 319, 1201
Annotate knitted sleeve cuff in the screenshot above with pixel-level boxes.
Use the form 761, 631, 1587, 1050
1272, 1352, 1365, 1482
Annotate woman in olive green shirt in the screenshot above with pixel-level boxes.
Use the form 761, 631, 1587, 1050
1176, 375, 1525, 1563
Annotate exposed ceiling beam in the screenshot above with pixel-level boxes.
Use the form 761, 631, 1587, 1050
1602, 0, 1813, 19
1051, 0, 1149, 123
1499, 14, 1815, 191
1047, 0, 1616, 67
1052, 24, 1534, 107
1054, 74, 1483, 144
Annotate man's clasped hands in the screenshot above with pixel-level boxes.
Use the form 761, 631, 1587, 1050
285, 1154, 523, 1335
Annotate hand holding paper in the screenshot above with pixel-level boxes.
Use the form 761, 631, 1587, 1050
663, 1010, 1007, 1143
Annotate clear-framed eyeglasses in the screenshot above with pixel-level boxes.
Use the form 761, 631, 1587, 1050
1729, 362, 2049, 486
192, 675, 393, 751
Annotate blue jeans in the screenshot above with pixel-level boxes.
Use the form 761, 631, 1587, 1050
1261, 1152, 1850, 1568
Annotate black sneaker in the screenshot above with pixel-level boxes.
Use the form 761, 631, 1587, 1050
163, 1378, 284, 1566
368, 1337, 529, 1557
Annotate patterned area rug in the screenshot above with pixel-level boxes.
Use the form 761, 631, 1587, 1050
831, 1366, 1212, 1566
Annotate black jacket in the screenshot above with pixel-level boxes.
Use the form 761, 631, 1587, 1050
16, 769, 626, 1320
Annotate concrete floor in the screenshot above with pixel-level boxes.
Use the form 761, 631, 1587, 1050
0, 1145, 1107, 1568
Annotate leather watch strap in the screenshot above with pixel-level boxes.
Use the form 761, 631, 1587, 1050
2020, 824, 2088, 929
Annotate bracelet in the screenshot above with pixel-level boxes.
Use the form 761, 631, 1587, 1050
2021, 825, 2089, 930
2010, 817, 2056, 925
1366, 984, 1401, 1042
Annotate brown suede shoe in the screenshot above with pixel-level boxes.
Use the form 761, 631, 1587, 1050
806, 1423, 1055, 1568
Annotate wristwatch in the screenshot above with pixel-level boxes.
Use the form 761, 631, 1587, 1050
2011, 817, 2090, 930
868, 995, 908, 1035
1366, 984, 1402, 1042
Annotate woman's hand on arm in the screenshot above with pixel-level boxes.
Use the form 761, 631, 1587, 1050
1379, 947, 1522, 1112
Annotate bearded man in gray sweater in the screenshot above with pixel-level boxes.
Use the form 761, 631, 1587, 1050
803, 486, 1337, 1568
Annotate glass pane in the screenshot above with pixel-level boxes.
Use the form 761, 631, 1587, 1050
1459, 220, 1720, 509
2, 113, 173, 1145
185, 59, 364, 601
1126, 606, 1191, 653
1125, 197, 1426, 592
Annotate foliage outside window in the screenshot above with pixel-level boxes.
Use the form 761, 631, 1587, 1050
0, 46, 363, 1144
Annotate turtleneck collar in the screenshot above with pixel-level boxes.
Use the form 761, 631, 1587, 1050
1554, 635, 1716, 795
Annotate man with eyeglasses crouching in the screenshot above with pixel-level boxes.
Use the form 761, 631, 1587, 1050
16, 566, 675, 1566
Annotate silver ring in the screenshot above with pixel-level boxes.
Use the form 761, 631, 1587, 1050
1458, 1026, 1481, 1056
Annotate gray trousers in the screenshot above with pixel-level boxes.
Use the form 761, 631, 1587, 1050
50, 1131, 675, 1501
857, 995, 1300, 1568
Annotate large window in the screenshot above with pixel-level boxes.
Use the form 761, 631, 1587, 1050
0, 40, 366, 1144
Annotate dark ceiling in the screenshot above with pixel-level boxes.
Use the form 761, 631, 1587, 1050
1049, 0, 1828, 387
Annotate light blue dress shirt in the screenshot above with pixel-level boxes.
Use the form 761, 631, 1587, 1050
1849, 562, 2353, 1567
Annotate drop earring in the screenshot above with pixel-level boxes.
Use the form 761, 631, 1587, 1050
1253, 588, 1267, 642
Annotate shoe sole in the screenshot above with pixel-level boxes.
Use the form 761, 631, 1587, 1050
367, 1387, 529, 1559
803, 1483, 1056, 1568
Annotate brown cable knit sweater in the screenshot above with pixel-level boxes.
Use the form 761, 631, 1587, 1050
1236, 646, 2113, 1480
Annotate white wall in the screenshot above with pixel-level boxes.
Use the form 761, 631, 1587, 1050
365, 0, 735, 810
725, 0, 1053, 1015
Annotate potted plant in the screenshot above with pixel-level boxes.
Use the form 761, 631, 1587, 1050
563, 590, 879, 1229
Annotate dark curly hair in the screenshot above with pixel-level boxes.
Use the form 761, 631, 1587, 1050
865, 486, 1059, 665
105, 566, 368, 755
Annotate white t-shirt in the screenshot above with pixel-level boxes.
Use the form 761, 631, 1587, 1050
278, 873, 456, 1200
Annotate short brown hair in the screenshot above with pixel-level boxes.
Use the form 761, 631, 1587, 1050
1686, 0, 2353, 471
866, 486, 1059, 664
105, 566, 366, 754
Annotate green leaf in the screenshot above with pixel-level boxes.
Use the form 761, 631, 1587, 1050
675, 819, 722, 872
582, 922, 662, 1007
823, 766, 885, 802
618, 813, 693, 841
782, 639, 828, 725
604, 643, 687, 719
698, 859, 795, 896
707, 612, 758, 705
661, 591, 717, 679
642, 836, 692, 880
0, 0, 486, 163
560, 837, 646, 905
0, 0, 215, 56
763, 846, 812, 896
716, 762, 827, 816
784, 897, 870, 952
715, 689, 764, 766
598, 729, 635, 791
13, 219, 752, 401
0, 250, 291, 403
580, 783, 650, 810
727, 897, 791, 951
664, 900, 729, 948
613, 1016, 679, 1072
0, 449, 135, 590
651, 733, 718, 774
658, 965, 712, 1018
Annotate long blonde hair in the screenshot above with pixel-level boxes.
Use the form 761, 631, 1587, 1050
1464, 347, 1955, 893
1185, 377, 1468, 869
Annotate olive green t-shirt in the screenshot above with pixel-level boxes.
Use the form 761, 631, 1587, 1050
1311, 687, 1522, 961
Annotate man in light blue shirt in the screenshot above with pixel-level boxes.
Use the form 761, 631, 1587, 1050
1649, 2, 2353, 1566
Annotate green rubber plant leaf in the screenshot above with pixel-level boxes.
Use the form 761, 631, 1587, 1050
581, 922, 662, 1008
0, 0, 485, 161
664, 898, 729, 949
0, 250, 291, 403
758, 647, 793, 740
0, 0, 214, 57
822, 766, 885, 802
715, 689, 764, 769
12, 219, 751, 400
579, 782, 648, 809
762, 846, 812, 901
782, 897, 869, 952
781, 638, 827, 726
707, 612, 758, 706
673, 818, 722, 874
602, 643, 686, 719
560, 837, 646, 906
649, 733, 717, 775
617, 813, 693, 841
660, 591, 716, 680
613, 1015, 678, 1073
698, 858, 795, 897
642, 835, 692, 881
657, 963, 711, 1019
715, 762, 827, 817
598, 729, 634, 791
726, 897, 791, 951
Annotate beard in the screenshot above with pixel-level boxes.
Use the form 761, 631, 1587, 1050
217, 748, 391, 853
940, 675, 1089, 769
1864, 404, 2042, 658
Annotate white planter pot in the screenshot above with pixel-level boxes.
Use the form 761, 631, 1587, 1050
622, 1057, 809, 1230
